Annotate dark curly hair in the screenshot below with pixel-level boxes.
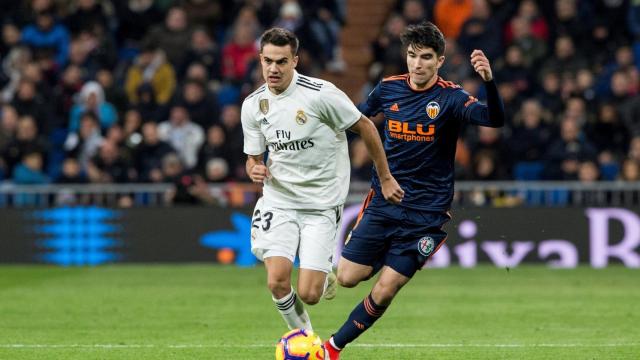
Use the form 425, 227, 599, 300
400, 21, 445, 56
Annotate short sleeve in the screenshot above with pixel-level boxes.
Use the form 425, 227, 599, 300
357, 82, 383, 117
241, 99, 266, 155
316, 83, 362, 132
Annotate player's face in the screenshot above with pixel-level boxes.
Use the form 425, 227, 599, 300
406, 44, 444, 89
261, 44, 298, 94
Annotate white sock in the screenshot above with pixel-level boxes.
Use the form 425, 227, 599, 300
273, 288, 312, 330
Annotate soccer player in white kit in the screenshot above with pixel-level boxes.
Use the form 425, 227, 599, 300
242, 28, 404, 331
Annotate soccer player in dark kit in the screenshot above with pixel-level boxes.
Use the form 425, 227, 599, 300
324, 21, 506, 359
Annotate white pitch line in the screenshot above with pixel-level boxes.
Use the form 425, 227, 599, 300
0, 343, 639, 349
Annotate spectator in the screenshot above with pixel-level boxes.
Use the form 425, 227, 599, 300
20, 9, 71, 68
144, 6, 192, 68
222, 23, 258, 83
197, 124, 230, 175
87, 140, 133, 183
174, 78, 219, 129
157, 105, 204, 169
64, 111, 103, 171
181, 0, 223, 28
545, 118, 598, 180
434, 0, 473, 39
457, 0, 502, 60
180, 27, 221, 80
64, 0, 111, 36
55, 157, 87, 183
371, 14, 407, 77
504, 0, 548, 43
507, 16, 547, 69
53, 64, 83, 120
124, 42, 176, 106
12, 151, 49, 184
510, 99, 553, 163
619, 158, 640, 181
114, 0, 163, 46
11, 79, 52, 135
587, 103, 630, 159
219, 104, 244, 178
2, 115, 49, 175
134, 121, 175, 182
69, 81, 118, 132
95, 68, 128, 118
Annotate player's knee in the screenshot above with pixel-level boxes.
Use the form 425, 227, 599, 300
297, 288, 322, 305
267, 278, 291, 298
336, 272, 361, 288
372, 281, 401, 304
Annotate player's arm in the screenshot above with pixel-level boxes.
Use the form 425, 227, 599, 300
241, 100, 268, 183
349, 116, 404, 204
464, 49, 505, 128
246, 154, 268, 183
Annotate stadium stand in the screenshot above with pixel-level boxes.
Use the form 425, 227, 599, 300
0, 0, 639, 207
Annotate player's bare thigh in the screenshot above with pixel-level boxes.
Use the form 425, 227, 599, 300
336, 256, 373, 288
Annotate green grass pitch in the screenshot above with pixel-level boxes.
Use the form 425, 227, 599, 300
0, 265, 638, 359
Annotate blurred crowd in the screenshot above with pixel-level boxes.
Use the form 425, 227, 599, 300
351, 0, 640, 185
2, 0, 640, 207
0, 0, 346, 204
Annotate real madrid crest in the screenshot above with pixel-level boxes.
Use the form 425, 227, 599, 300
295, 110, 307, 125
259, 99, 269, 115
426, 101, 440, 119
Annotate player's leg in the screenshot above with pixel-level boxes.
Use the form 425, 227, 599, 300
296, 207, 341, 304
251, 203, 312, 330
335, 256, 373, 288
326, 210, 451, 356
264, 256, 312, 330
326, 266, 410, 356
336, 203, 391, 288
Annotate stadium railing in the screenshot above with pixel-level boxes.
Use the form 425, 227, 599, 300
1, 181, 640, 208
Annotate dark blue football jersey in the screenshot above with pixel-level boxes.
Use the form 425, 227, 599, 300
358, 74, 504, 211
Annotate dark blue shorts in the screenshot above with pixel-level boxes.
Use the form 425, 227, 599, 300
342, 191, 450, 278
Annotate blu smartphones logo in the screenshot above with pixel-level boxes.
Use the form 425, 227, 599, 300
30, 207, 122, 266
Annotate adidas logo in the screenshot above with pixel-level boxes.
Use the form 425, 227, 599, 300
390, 103, 399, 112
261, 117, 269, 125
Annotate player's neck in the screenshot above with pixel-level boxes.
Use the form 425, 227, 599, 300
409, 73, 438, 91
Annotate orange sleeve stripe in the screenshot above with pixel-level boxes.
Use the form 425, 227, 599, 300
353, 189, 375, 230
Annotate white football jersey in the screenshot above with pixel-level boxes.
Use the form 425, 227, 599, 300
242, 71, 361, 209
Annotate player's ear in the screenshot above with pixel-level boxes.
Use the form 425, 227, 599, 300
436, 55, 445, 69
293, 55, 299, 68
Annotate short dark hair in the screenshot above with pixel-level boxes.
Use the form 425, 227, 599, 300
259, 27, 299, 55
400, 21, 445, 56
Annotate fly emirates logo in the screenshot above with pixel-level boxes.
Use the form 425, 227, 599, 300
267, 129, 315, 152
387, 119, 435, 142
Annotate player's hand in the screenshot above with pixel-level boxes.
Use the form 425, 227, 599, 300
380, 176, 404, 204
249, 164, 269, 183
470, 50, 493, 82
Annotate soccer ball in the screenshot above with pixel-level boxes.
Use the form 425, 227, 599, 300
275, 328, 325, 360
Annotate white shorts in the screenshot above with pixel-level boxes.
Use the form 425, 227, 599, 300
251, 197, 343, 273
